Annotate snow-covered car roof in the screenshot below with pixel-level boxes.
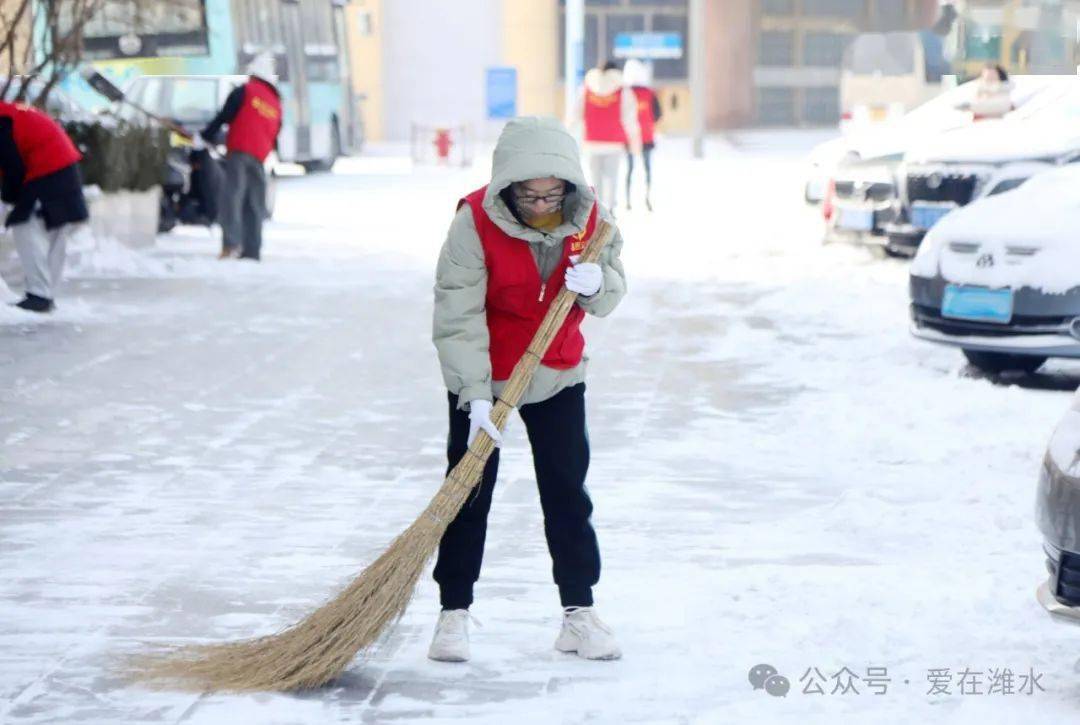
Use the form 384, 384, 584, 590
906, 77, 1080, 164
811, 75, 1073, 166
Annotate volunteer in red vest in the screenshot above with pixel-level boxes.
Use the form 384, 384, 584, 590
622, 59, 662, 212
429, 116, 627, 663
574, 60, 641, 212
200, 52, 282, 260
0, 101, 88, 313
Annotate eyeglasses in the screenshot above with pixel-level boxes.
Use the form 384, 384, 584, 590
513, 191, 566, 206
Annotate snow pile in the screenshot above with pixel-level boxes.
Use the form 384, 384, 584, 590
64, 227, 171, 279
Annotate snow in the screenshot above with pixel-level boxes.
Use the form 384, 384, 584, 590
2, 132, 1080, 723
912, 164, 1080, 294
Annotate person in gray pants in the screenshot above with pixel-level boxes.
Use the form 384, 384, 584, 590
0, 103, 88, 313
200, 52, 282, 260
218, 152, 267, 260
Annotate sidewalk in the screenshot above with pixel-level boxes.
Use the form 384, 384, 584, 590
2, 143, 1078, 723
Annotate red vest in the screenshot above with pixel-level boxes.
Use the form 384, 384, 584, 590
584, 88, 627, 144
457, 186, 597, 381
225, 79, 282, 162
0, 102, 81, 181
632, 86, 656, 145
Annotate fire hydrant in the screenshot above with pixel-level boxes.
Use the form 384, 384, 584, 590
433, 128, 453, 164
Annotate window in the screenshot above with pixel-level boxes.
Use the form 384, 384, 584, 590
300, 0, 335, 46
803, 32, 851, 67
758, 31, 794, 67
756, 87, 796, 125
803, 86, 840, 123
762, 0, 794, 14
650, 13, 687, 79
559, 4, 687, 81
306, 55, 340, 83
803, 0, 863, 17
605, 12, 645, 64
873, 0, 908, 30
843, 32, 916, 75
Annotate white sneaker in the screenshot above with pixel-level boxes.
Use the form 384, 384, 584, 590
554, 606, 622, 660
428, 609, 472, 662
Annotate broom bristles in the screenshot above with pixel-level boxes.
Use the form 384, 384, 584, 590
129, 472, 477, 692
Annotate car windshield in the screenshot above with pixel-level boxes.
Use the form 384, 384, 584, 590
123, 77, 219, 126
842, 32, 917, 76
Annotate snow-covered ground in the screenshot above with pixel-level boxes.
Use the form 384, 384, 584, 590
2, 131, 1079, 724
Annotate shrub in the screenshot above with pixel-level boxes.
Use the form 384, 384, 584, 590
63, 120, 170, 193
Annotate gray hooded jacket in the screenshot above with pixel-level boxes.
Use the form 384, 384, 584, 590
433, 116, 627, 409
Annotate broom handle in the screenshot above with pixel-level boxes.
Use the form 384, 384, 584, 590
449, 219, 616, 476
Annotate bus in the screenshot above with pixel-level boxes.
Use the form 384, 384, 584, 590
59, 0, 362, 171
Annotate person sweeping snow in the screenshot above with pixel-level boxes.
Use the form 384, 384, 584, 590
0, 101, 88, 313
200, 52, 282, 261
430, 116, 627, 662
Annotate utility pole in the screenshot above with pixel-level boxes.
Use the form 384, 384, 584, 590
564, 0, 584, 123
689, 0, 706, 158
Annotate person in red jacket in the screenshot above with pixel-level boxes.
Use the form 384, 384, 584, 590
428, 117, 627, 664
0, 100, 88, 313
201, 52, 282, 260
622, 59, 662, 212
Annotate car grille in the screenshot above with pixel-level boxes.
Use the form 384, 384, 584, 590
946, 242, 1041, 259
907, 172, 978, 205
1057, 551, 1080, 605
833, 180, 895, 203
911, 303, 1072, 336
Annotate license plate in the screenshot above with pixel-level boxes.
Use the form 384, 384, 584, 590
941, 285, 1013, 324
870, 106, 888, 121
911, 202, 955, 230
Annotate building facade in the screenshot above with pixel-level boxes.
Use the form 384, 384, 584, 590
341, 0, 965, 140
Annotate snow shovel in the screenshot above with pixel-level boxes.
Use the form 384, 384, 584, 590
130, 220, 617, 692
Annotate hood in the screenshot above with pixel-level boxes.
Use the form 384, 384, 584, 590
482, 116, 595, 245
907, 120, 1080, 165
622, 59, 650, 87
585, 67, 622, 96
911, 165, 1080, 292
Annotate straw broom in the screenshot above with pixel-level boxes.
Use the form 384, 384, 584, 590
130, 220, 616, 692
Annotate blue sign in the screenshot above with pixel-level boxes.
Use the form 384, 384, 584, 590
613, 32, 683, 59
486, 67, 517, 120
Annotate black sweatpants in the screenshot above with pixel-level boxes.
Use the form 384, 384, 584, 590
625, 142, 655, 203
433, 383, 601, 610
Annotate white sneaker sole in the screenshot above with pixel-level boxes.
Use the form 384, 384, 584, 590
555, 634, 622, 661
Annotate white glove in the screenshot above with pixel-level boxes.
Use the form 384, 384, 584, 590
190, 133, 207, 150
565, 255, 602, 297
467, 399, 502, 447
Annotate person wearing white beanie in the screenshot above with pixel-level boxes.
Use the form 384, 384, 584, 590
201, 51, 282, 260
